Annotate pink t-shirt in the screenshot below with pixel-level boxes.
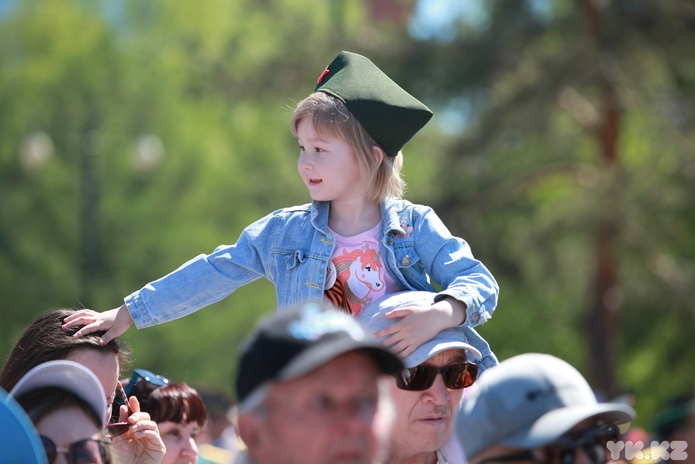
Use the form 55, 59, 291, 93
324, 223, 401, 316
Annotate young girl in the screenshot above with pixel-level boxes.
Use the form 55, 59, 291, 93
65, 51, 499, 360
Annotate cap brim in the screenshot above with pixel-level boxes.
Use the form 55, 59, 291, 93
404, 338, 482, 368
9, 360, 108, 428
356, 291, 483, 368
500, 403, 636, 449
279, 337, 404, 381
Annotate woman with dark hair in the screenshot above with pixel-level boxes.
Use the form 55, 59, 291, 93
1, 308, 131, 409
2, 311, 167, 464
124, 369, 208, 464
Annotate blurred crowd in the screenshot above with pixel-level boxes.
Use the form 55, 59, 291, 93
1, 297, 692, 464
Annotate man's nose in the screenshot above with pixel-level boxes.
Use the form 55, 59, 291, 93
423, 374, 450, 405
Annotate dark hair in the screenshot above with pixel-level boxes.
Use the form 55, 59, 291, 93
0, 309, 132, 392
16, 387, 103, 430
128, 379, 207, 427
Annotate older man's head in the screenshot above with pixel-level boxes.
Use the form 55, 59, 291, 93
357, 291, 483, 464
235, 302, 403, 464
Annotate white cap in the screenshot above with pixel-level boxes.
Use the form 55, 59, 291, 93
355, 291, 482, 368
456, 353, 636, 459
9, 360, 108, 428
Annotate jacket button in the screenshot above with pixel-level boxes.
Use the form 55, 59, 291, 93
388, 237, 394, 245
401, 255, 411, 266
471, 313, 480, 324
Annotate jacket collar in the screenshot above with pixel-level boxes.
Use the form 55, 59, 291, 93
311, 199, 405, 236
310, 201, 331, 234
381, 199, 406, 236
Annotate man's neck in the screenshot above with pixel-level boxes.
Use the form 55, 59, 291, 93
386, 450, 439, 464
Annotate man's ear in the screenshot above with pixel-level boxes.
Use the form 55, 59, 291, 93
237, 411, 261, 449
372, 145, 385, 168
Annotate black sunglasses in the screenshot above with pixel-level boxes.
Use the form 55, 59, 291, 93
106, 381, 130, 437
548, 424, 621, 464
477, 425, 620, 464
40, 435, 110, 464
395, 362, 478, 391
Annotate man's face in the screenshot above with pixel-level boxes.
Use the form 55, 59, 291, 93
242, 350, 391, 464
388, 349, 468, 462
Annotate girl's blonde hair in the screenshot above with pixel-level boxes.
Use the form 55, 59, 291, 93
291, 92, 405, 202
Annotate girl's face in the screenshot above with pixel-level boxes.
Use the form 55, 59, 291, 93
158, 421, 201, 464
296, 118, 367, 205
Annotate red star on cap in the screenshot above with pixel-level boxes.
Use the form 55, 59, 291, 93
317, 66, 330, 83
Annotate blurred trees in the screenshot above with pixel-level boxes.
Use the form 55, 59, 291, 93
389, 0, 695, 422
1, 0, 693, 427
0, 0, 371, 388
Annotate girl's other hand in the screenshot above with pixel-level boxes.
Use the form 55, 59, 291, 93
62, 305, 134, 345
373, 297, 466, 358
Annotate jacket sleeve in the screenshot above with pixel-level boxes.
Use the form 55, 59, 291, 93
124, 214, 276, 329
414, 206, 499, 328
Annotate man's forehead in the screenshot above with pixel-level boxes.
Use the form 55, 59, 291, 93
424, 348, 469, 365
274, 351, 382, 391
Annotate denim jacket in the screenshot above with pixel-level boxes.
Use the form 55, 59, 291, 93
125, 199, 499, 367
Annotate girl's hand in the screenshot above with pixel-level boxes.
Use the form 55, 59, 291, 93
62, 305, 134, 345
110, 396, 166, 464
372, 297, 466, 358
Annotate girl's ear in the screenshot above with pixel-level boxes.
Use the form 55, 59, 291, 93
371, 145, 385, 168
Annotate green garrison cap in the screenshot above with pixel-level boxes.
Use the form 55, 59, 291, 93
314, 51, 433, 157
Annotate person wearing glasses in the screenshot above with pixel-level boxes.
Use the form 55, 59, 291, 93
9, 360, 164, 464
357, 291, 486, 464
455, 353, 636, 464
233, 302, 404, 464
123, 368, 207, 464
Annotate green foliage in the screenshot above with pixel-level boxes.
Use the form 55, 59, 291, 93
0, 0, 367, 391
396, 0, 695, 428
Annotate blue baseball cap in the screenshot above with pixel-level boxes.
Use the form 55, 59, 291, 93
0, 388, 48, 464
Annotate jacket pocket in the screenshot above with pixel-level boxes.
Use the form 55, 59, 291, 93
285, 249, 308, 269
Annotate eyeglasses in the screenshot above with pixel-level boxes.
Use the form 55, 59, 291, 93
395, 362, 478, 391
547, 425, 621, 464
40, 436, 110, 464
477, 425, 620, 464
122, 369, 169, 397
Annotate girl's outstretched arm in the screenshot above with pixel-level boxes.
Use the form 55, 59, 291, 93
373, 297, 466, 358
62, 304, 134, 345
